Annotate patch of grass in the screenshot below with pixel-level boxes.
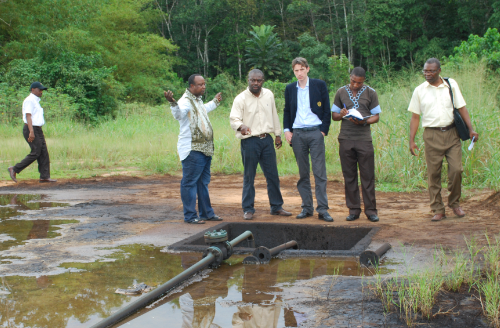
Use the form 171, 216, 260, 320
1, 61, 499, 192
370, 234, 500, 327
478, 272, 500, 328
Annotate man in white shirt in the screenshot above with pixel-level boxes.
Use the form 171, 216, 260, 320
164, 74, 223, 224
408, 58, 479, 221
8, 82, 56, 183
230, 69, 291, 220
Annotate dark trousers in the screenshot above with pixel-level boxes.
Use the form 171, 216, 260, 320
291, 128, 329, 214
339, 139, 377, 216
13, 125, 51, 179
180, 151, 214, 222
241, 135, 284, 213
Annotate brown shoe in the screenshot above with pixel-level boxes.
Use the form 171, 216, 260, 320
7, 167, 17, 183
270, 209, 292, 216
431, 213, 446, 221
243, 212, 253, 220
452, 206, 466, 218
39, 179, 57, 183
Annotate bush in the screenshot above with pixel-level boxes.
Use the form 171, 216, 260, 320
205, 72, 246, 104
449, 28, 500, 72
5, 50, 124, 123
0, 83, 79, 125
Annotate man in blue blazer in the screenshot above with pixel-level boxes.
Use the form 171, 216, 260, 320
283, 57, 333, 222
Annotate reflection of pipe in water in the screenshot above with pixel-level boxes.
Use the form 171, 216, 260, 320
244, 240, 298, 264
91, 230, 254, 328
359, 243, 391, 266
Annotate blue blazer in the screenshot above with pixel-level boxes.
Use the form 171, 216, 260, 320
283, 78, 331, 136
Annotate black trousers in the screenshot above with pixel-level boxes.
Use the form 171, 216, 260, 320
13, 125, 51, 179
241, 135, 284, 213
339, 139, 377, 216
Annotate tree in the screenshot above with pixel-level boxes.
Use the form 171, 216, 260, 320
245, 25, 284, 77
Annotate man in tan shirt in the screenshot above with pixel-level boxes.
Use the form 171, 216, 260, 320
408, 58, 478, 221
230, 69, 291, 220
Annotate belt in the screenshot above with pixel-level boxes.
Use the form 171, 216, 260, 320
254, 133, 268, 139
426, 123, 456, 132
24, 124, 42, 128
293, 126, 320, 131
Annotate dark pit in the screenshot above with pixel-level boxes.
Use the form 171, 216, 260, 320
169, 222, 379, 257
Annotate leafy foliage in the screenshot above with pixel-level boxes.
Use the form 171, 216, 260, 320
5, 50, 122, 123
0, 83, 78, 125
450, 28, 500, 71
298, 32, 332, 83
245, 25, 284, 77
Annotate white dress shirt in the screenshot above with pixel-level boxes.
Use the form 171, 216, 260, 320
22, 93, 45, 126
284, 78, 322, 132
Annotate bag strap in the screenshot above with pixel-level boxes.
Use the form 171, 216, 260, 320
443, 77, 456, 110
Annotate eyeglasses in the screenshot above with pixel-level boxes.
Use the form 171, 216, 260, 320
422, 70, 439, 74
249, 79, 264, 83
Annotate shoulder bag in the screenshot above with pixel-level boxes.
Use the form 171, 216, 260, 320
443, 77, 470, 141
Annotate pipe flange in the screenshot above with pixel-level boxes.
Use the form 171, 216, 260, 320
242, 255, 260, 265
203, 246, 224, 268
224, 241, 234, 259
252, 246, 272, 264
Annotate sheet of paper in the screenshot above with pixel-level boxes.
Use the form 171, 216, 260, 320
344, 108, 363, 120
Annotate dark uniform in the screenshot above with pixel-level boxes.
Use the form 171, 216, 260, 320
332, 85, 381, 217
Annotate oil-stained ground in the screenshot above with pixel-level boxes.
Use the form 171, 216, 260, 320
1, 174, 499, 327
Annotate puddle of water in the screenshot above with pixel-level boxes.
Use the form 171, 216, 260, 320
0, 194, 74, 251
0, 244, 391, 328
0, 194, 69, 219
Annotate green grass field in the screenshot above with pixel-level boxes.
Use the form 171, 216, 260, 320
1, 62, 499, 191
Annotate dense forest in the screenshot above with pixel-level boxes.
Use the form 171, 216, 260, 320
0, 0, 499, 121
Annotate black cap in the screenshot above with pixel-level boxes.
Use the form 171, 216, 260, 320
30, 82, 48, 91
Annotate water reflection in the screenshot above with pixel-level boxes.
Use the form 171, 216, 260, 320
0, 244, 386, 328
0, 194, 74, 251
117, 251, 377, 328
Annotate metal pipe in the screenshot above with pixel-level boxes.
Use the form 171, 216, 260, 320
91, 253, 215, 328
228, 230, 254, 248
269, 240, 298, 255
91, 230, 255, 328
251, 240, 298, 264
359, 243, 391, 267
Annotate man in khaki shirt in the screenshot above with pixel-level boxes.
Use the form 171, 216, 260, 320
230, 69, 291, 220
408, 58, 479, 221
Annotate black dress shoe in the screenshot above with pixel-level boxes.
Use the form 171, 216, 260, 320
7, 167, 17, 183
203, 215, 223, 221
346, 214, 360, 221
296, 210, 313, 219
368, 215, 379, 222
270, 209, 292, 216
318, 212, 334, 222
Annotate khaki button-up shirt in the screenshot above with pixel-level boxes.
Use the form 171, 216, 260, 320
407, 77, 466, 128
230, 87, 281, 139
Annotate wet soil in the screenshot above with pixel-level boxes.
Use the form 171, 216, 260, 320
1, 174, 499, 327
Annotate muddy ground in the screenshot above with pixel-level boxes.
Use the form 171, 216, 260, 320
1, 174, 499, 327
